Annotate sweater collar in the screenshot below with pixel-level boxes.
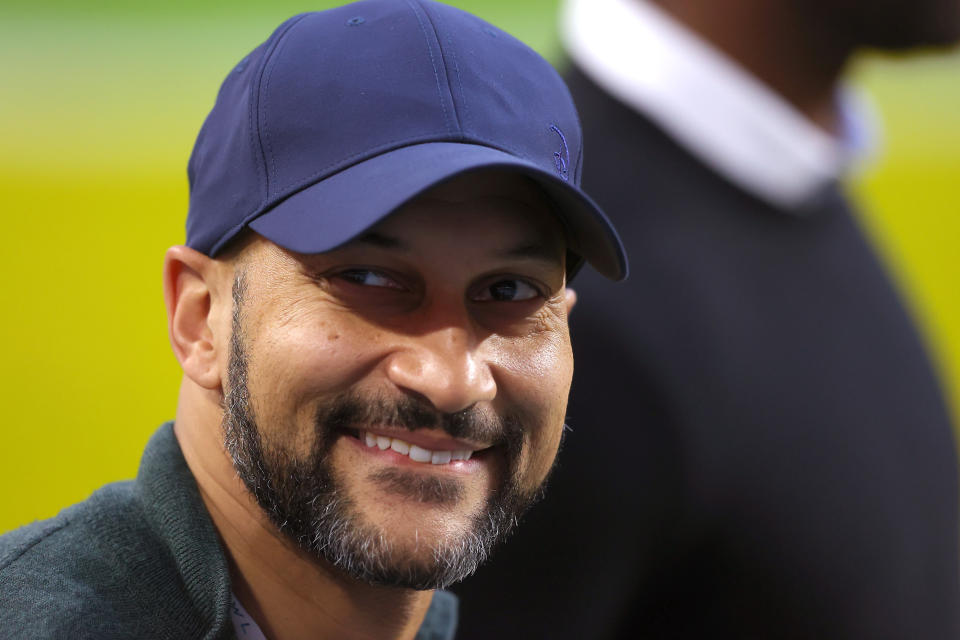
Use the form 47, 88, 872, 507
137, 422, 235, 638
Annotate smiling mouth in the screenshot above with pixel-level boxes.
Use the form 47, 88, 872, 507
342, 428, 489, 466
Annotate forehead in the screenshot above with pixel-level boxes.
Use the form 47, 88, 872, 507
367, 171, 567, 252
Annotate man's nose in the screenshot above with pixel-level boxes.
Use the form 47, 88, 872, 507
385, 326, 497, 414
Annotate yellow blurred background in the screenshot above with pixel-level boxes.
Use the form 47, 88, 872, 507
1, 1, 958, 533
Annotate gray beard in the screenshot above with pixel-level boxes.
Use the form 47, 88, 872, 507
220, 272, 540, 590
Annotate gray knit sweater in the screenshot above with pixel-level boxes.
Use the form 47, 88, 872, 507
0, 423, 458, 639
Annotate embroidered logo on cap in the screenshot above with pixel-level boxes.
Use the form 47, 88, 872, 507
550, 125, 570, 182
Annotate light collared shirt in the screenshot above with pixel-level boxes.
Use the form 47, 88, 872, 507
231, 595, 269, 640
561, 0, 875, 209
230, 591, 458, 640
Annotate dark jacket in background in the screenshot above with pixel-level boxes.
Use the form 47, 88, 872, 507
453, 65, 960, 639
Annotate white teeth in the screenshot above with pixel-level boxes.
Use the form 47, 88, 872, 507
408, 444, 432, 463
431, 450, 452, 465
361, 431, 475, 465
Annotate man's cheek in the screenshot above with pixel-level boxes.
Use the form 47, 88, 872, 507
488, 331, 574, 389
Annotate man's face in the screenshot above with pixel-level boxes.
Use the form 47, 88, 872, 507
220, 172, 573, 590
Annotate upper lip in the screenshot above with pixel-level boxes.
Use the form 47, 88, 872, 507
355, 427, 493, 452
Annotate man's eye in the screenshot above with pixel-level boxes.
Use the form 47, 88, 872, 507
474, 279, 541, 302
336, 269, 403, 289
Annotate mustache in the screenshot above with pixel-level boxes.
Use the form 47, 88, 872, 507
316, 392, 523, 449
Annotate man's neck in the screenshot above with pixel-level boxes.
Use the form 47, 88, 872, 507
226, 532, 432, 640
173, 381, 434, 640
648, 0, 852, 133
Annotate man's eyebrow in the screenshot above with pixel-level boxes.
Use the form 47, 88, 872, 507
351, 233, 562, 265
352, 231, 409, 250
498, 242, 564, 265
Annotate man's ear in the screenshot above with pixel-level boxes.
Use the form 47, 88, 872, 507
163, 245, 227, 390
565, 287, 577, 315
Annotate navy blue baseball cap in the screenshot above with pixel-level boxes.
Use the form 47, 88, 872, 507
186, 0, 627, 281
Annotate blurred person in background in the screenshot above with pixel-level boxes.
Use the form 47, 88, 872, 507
454, 0, 960, 637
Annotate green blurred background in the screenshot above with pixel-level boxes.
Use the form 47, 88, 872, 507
1, 1, 958, 534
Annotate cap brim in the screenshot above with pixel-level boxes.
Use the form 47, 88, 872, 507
248, 141, 627, 281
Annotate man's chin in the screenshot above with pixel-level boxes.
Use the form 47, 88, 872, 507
302, 517, 490, 591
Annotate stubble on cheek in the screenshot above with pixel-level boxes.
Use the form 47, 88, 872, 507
484, 332, 572, 495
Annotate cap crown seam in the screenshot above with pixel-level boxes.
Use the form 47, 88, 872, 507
431, 8, 470, 133
406, 0, 462, 136
258, 13, 312, 202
